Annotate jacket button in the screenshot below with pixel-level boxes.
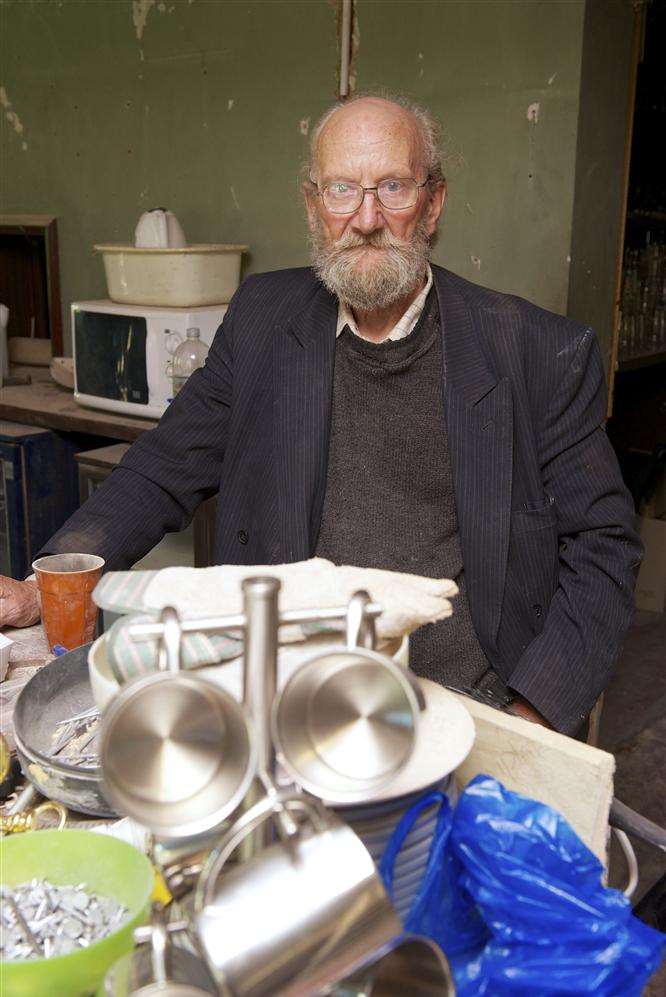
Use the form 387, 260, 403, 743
532, 604, 543, 618
237, 529, 249, 545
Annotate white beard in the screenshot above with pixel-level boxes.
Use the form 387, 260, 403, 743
310, 217, 431, 312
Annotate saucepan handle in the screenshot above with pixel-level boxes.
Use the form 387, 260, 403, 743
194, 788, 329, 911
346, 592, 425, 711
158, 606, 182, 674
346, 591, 376, 651
393, 661, 426, 711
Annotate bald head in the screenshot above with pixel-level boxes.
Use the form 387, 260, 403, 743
308, 93, 444, 187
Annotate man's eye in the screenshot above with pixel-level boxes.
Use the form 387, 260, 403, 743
330, 182, 351, 195
383, 180, 405, 193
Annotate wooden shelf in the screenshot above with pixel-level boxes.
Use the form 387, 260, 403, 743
0, 367, 157, 442
617, 350, 666, 372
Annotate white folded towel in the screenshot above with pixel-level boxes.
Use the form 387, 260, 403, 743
142, 558, 458, 640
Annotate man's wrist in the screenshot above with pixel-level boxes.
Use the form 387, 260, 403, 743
507, 693, 553, 728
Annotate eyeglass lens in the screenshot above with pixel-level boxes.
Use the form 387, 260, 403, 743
323, 179, 421, 213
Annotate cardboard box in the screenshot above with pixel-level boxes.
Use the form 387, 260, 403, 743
635, 516, 666, 614
452, 694, 614, 863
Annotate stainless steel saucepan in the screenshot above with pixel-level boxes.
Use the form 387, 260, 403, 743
272, 592, 425, 804
194, 783, 401, 997
99, 608, 257, 839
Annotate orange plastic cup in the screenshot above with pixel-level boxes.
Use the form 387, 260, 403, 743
32, 554, 105, 652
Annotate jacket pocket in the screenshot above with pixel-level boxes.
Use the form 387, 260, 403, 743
508, 499, 559, 613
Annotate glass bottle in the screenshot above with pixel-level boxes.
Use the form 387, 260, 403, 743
171, 328, 209, 395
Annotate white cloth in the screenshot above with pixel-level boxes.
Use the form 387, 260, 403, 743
335, 265, 433, 342
142, 557, 457, 641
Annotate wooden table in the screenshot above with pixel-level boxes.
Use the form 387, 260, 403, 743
0, 366, 158, 442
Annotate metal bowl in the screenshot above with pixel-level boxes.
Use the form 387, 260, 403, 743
13, 644, 115, 817
272, 648, 420, 804
100, 672, 257, 839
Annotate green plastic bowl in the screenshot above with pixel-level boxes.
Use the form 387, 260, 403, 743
0, 829, 153, 997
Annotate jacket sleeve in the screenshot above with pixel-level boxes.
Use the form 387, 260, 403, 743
508, 328, 643, 734
38, 284, 242, 571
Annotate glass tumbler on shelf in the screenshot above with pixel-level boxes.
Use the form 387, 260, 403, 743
171, 327, 209, 395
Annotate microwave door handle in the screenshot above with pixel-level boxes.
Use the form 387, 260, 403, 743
116, 323, 133, 402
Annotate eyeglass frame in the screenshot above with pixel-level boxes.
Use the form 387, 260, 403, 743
307, 174, 432, 214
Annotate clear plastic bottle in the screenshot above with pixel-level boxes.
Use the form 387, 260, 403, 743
171, 327, 209, 395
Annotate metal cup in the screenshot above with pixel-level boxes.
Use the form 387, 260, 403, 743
194, 787, 402, 997
331, 935, 456, 996
104, 911, 217, 996
272, 646, 423, 804
100, 607, 257, 838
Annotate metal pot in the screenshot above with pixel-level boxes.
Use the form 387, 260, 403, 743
99, 608, 257, 839
194, 786, 401, 997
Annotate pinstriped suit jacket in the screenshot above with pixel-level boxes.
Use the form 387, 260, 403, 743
44, 264, 642, 732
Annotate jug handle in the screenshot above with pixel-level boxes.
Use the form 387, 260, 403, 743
194, 789, 329, 912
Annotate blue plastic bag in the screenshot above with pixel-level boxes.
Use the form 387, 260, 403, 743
379, 790, 487, 957
380, 775, 666, 996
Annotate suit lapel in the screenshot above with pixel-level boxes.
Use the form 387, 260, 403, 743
273, 285, 337, 562
434, 268, 514, 652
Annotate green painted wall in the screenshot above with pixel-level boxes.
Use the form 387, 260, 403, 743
357, 0, 585, 316
2, 0, 589, 353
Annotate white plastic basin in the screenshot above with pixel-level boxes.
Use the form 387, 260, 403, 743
94, 244, 248, 307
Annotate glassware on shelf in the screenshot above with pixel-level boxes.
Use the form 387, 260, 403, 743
618, 239, 666, 362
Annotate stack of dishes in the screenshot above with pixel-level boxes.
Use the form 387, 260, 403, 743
336, 775, 454, 921
331, 678, 475, 921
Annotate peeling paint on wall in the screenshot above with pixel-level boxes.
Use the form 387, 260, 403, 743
299, 117, 310, 136
132, 0, 156, 41
230, 185, 240, 211
227, 98, 234, 111
526, 102, 540, 124
548, 72, 557, 86
470, 255, 481, 270
0, 85, 28, 150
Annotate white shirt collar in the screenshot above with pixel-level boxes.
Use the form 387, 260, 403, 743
335, 265, 433, 343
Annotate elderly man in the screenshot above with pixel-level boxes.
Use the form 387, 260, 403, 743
0, 95, 640, 734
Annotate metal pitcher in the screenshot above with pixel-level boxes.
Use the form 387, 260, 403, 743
194, 786, 401, 997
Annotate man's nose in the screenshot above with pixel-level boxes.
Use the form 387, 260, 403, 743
351, 189, 384, 234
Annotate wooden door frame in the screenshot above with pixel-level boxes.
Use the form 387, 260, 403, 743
606, 3, 647, 419
0, 214, 63, 355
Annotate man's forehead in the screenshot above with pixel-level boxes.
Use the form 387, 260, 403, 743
315, 99, 421, 176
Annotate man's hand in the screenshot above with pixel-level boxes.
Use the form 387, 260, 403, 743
0, 576, 41, 628
508, 694, 553, 730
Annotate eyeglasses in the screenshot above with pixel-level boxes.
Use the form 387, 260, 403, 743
310, 176, 430, 214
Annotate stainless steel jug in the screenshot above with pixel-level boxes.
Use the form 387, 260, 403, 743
194, 787, 401, 996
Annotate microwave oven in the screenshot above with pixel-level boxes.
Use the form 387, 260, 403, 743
72, 300, 229, 419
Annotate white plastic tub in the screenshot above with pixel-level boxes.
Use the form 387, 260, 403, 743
94, 244, 248, 307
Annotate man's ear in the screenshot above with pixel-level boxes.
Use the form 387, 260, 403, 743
303, 182, 319, 233
424, 182, 446, 237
